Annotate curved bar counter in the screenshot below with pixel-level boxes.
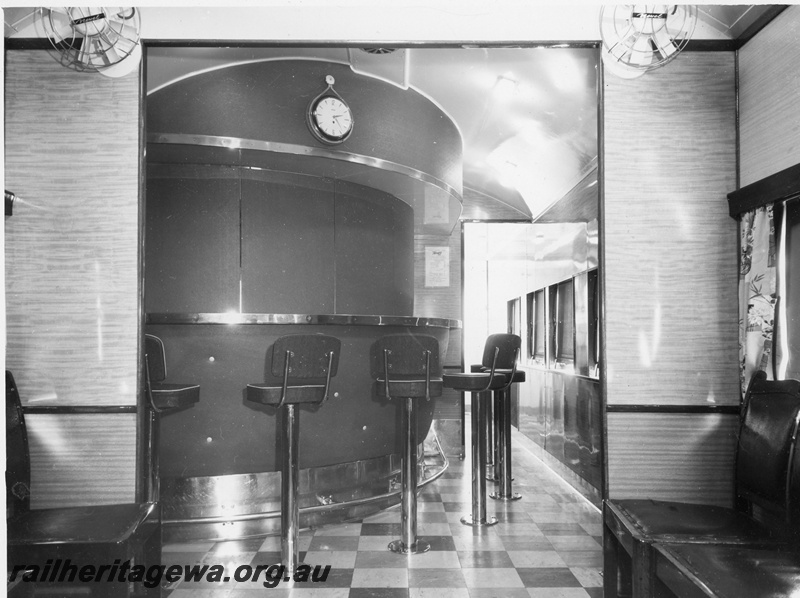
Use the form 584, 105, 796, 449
147, 314, 460, 542
145, 57, 464, 541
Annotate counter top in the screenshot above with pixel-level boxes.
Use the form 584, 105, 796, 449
146, 313, 462, 329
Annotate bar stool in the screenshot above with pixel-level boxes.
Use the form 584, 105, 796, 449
246, 334, 340, 575
443, 335, 515, 527
469, 334, 521, 495
372, 334, 442, 554
144, 334, 201, 500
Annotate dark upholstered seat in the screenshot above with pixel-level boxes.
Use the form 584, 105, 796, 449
247, 334, 340, 406
653, 542, 800, 598
6, 371, 161, 597
604, 371, 800, 598
145, 334, 200, 413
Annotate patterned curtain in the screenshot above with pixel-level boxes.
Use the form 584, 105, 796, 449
739, 204, 778, 394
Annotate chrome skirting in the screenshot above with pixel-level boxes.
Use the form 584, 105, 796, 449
161, 427, 448, 542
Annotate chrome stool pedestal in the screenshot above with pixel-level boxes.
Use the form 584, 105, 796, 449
489, 371, 525, 502
373, 334, 442, 555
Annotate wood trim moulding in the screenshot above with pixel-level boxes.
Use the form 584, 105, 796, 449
606, 404, 740, 415
728, 161, 800, 218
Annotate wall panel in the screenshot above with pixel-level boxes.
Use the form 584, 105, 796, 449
5, 51, 141, 505
738, 5, 800, 186
414, 231, 462, 367
5, 51, 140, 407
607, 413, 738, 506
26, 415, 138, 508
603, 52, 739, 504
604, 52, 739, 408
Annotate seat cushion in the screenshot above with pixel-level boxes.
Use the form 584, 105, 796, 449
655, 542, 800, 598
151, 382, 200, 411
374, 378, 443, 399
246, 383, 328, 405
442, 372, 508, 392
610, 498, 783, 544
469, 365, 525, 384
8, 503, 158, 546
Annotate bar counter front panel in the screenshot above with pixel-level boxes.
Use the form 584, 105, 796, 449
146, 317, 453, 477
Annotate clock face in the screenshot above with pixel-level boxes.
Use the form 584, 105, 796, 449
310, 96, 353, 143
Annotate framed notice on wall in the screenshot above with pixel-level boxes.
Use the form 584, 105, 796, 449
425, 246, 450, 287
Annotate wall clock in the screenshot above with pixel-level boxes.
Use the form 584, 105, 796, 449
307, 75, 354, 144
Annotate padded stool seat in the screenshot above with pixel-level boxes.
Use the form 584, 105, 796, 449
654, 542, 800, 598
442, 372, 507, 391
149, 382, 200, 411
247, 383, 333, 405
374, 378, 444, 398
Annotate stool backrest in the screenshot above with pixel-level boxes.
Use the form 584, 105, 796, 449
481, 334, 521, 370
371, 334, 441, 379
271, 334, 341, 408
736, 370, 800, 525
6, 371, 31, 517
272, 334, 341, 380
145, 334, 167, 383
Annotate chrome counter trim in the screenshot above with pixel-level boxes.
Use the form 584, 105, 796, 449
147, 133, 462, 199
146, 312, 462, 329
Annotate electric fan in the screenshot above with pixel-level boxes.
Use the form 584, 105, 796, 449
600, 5, 697, 76
39, 7, 141, 77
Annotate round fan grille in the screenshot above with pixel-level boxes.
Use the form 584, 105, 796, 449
40, 7, 141, 74
600, 5, 697, 73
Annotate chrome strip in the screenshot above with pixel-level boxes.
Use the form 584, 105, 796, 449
163, 429, 449, 528
165, 465, 448, 526
146, 312, 462, 329
147, 133, 462, 199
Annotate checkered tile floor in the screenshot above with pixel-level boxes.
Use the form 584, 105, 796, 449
162, 433, 603, 597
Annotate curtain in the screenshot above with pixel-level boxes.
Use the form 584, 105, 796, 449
739, 204, 778, 394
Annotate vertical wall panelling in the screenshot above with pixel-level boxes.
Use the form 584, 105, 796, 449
738, 6, 800, 186
414, 231, 463, 367
603, 52, 739, 505
415, 229, 463, 419
5, 51, 140, 505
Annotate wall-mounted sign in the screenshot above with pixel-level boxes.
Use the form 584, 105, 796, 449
425, 246, 450, 287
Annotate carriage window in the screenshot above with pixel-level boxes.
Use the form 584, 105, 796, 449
507, 296, 521, 336
532, 289, 546, 364
554, 279, 575, 367
587, 269, 600, 376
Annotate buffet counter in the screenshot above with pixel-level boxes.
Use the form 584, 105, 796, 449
146, 312, 460, 541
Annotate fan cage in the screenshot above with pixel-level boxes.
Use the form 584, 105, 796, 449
40, 7, 141, 73
600, 4, 697, 73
